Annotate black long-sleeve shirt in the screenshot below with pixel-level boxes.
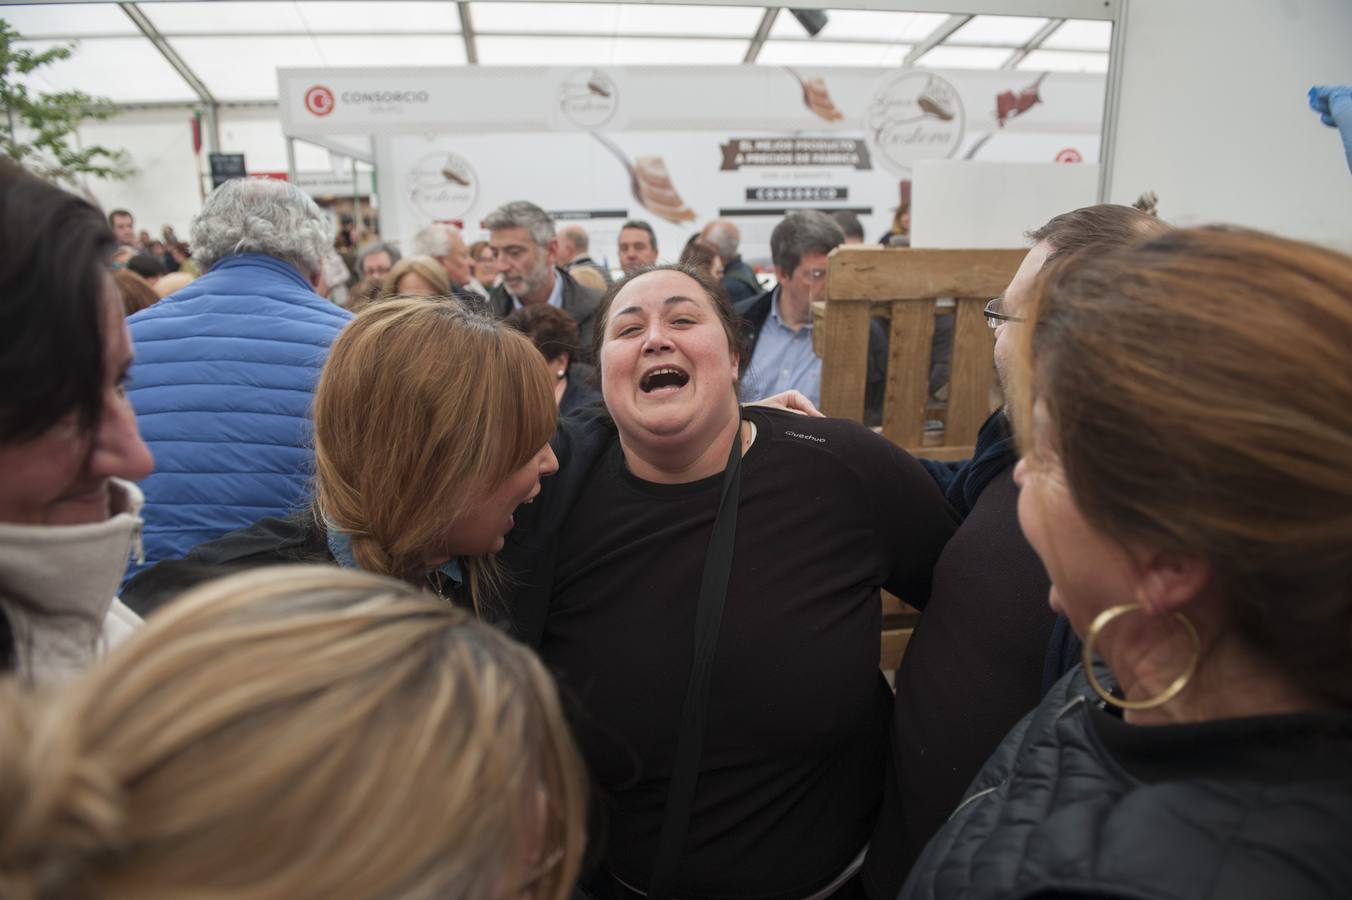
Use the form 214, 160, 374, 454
541, 406, 959, 900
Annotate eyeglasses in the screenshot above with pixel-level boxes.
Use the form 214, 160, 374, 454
984, 297, 1024, 329
804, 268, 827, 282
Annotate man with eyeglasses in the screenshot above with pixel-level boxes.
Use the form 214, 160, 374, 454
862, 204, 1172, 900
736, 209, 886, 416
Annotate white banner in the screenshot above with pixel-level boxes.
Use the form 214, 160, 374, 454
281, 65, 1105, 264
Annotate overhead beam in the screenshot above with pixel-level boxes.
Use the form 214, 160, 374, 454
458, 1, 478, 65
12, 0, 1123, 19
118, 1, 219, 150
118, 3, 214, 106
1001, 17, 1064, 70
57, 29, 463, 40
743, 8, 779, 64
100, 100, 279, 112
902, 14, 970, 66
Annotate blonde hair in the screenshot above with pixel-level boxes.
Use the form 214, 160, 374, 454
379, 254, 451, 299
568, 264, 607, 293
151, 270, 195, 298
113, 269, 157, 317
313, 296, 557, 605
0, 566, 587, 899
1016, 226, 1352, 705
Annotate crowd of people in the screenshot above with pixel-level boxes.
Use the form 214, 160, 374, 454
1, 154, 1349, 900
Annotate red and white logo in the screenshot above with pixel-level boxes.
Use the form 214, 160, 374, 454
304, 85, 335, 117
1055, 147, 1083, 164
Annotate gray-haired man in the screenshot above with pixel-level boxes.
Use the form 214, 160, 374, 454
485, 201, 603, 358
356, 241, 401, 282
410, 223, 472, 291
557, 223, 613, 287
124, 177, 351, 583
700, 218, 763, 303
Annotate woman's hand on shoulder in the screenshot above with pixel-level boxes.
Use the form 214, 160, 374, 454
744, 390, 825, 418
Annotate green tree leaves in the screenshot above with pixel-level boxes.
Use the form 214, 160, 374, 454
1, 20, 133, 184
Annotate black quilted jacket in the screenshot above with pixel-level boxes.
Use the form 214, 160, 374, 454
899, 666, 1352, 900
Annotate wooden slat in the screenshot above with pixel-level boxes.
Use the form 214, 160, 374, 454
818, 299, 871, 420
831, 247, 1026, 301
882, 591, 921, 672
881, 591, 921, 629
945, 297, 996, 446
810, 301, 826, 358
909, 444, 975, 462
881, 628, 913, 672
820, 247, 1019, 458
880, 298, 935, 448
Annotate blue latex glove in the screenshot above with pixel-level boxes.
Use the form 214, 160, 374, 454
1309, 85, 1352, 175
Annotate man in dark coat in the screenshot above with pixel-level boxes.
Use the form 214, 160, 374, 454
701, 218, 763, 303
485, 201, 602, 360
861, 204, 1172, 899
556, 223, 614, 287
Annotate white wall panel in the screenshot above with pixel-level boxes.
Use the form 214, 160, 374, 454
1110, 0, 1352, 250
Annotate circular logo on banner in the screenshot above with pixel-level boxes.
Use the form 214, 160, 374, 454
558, 69, 618, 129
1055, 148, 1083, 163
866, 72, 965, 174
305, 85, 335, 117
408, 151, 478, 221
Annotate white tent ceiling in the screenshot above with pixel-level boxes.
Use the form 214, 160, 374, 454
4, 1, 1111, 105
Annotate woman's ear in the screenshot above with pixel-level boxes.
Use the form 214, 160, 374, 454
545, 353, 570, 376
1137, 550, 1212, 615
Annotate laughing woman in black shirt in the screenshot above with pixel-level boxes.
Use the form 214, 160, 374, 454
503, 264, 958, 900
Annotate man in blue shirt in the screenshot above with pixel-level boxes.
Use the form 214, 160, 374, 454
736, 210, 885, 419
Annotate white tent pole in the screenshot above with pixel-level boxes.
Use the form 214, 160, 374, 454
1098, 0, 1129, 202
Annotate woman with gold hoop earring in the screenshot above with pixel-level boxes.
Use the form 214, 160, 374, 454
899, 226, 1352, 900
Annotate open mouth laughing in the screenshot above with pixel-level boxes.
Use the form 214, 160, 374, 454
640, 366, 691, 394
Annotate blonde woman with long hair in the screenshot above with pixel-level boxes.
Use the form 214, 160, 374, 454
123, 297, 559, 628
380, 254, 451, 298
0, 565, 587, 900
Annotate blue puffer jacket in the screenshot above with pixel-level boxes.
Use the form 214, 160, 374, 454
123, 254, 351, 584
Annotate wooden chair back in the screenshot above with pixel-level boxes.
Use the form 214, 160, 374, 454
817, 246, 1026, 463
880, 591, 920, 674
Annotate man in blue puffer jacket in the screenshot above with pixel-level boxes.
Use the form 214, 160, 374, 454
123, 177, 351, 585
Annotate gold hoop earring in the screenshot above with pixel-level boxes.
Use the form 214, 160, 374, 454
1080, 603, 1200, 711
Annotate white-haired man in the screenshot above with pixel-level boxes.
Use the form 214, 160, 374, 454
556, 223, 613, 287
700, 218, 763, 303
405, 220, 475, 301
124, 178, 351, 584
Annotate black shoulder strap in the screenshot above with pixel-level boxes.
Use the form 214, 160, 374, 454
647, 423, 745, 900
